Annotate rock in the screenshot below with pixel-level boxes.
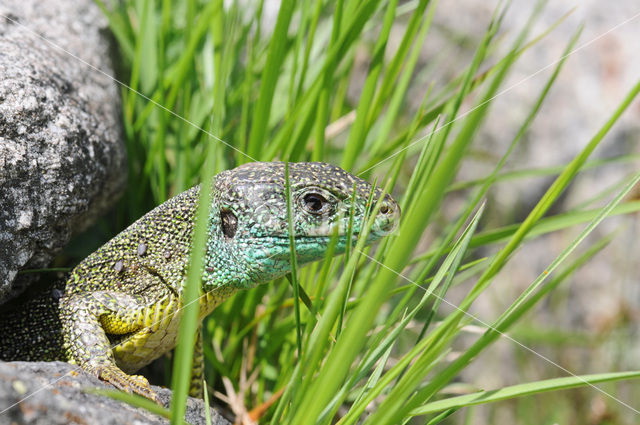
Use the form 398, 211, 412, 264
0, 361, 231, 425
0, 0, 127, 302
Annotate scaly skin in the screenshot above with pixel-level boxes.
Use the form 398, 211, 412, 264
0, 162, 400, 402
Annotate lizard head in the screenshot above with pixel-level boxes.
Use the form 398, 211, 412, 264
203, 162, 400, 289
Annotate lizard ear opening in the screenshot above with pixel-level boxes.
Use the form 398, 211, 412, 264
220, 208, 237, 239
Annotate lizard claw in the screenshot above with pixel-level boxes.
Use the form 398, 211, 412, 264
90, 363, 161, 404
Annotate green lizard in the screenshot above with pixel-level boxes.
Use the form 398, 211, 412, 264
0, 161, 399, 402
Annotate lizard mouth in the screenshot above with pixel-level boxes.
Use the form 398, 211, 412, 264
272, 235, 354, 243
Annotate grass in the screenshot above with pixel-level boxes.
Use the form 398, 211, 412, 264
85, 0, 640, 423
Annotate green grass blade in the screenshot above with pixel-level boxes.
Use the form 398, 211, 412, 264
368, 2, 436, 157
284, 162, 302, 357
340, 0, 398, 169
411, 371, 640, 415
294, 6, 513, 423
169, 1, 225, 423
366, 0, 432, 128
410, 199, 640, 265
246, 1, 295, 158
447, 154, 640, 193
312, 0, 343, 162
88, 389, 188, 424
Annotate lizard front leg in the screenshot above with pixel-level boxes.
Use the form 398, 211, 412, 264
59, 291, 159, 402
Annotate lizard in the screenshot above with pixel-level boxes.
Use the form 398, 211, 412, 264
0, 161, 400, 402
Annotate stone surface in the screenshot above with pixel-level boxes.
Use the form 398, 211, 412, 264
0, 0, 127, 302
0, 361, 230, 425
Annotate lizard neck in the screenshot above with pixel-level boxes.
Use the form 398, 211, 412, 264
198, 285, 238, 319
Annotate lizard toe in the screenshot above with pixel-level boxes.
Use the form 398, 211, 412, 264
92, 363, 160, 404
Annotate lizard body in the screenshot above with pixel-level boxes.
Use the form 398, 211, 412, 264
0, 162, 399, 401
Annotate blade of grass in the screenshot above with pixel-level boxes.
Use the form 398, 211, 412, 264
447, 154, 640, 193
366, 0, 432, 129
294, 0, 323, 101
340, 0, 398, 169
284, 162, 302, 357
169, 1, 225, 423
133, 0, 221, 131
238, 0, 264, 156
88, 389, 188, 425
312, 0, 344, 161
246, 1, 295, 158
472, 200, 640, 251
93, 0, 135, 60
337, 185, 360, 337
368, 1, 436, 157
464, 79, 640, 298
411, 371, 640, 415
265, 0, 384, 160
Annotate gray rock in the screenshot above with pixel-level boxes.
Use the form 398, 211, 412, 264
0, 0, 127, 302
0, 361, 231, 425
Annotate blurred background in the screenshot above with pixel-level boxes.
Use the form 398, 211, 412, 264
392, 1, 640, 423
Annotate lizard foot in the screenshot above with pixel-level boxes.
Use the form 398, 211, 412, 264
91, 363, 160, 404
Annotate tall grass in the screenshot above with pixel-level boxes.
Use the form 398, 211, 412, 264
94, 0, 640, 423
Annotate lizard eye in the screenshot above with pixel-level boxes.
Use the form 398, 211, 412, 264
220, 208, 237, 239
301, 192, 329, 215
